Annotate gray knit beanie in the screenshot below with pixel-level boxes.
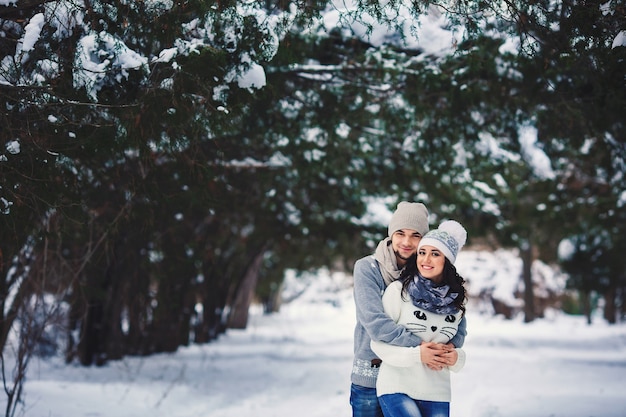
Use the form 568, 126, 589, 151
387, 202, 429, 237
418, 220, 467, 264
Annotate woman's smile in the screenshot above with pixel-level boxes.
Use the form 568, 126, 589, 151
417, 246, 445, 282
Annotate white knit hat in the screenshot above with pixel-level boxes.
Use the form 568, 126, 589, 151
387, 202, 429, 237
418, 220, 467, 264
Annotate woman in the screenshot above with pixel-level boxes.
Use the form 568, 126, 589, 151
370, 220, 469, 417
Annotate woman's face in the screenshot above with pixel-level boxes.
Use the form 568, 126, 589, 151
417, 245, 445, 283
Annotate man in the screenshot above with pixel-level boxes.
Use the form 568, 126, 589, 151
350, 202, 467, 417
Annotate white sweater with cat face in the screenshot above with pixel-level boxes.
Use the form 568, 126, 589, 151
371, 280, 466, 402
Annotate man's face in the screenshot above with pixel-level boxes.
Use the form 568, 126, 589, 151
390, 229, 422, 267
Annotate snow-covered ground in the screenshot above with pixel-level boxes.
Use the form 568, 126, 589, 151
8, 251, 626, 417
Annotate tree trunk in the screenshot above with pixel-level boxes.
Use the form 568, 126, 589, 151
78, 298, 104, 366
227, 249, 266, 329
0, 248, 33, 352
151, 276, 189, 353
581, 290, 592, 325
265, 279, 284, 313
603, 285, 616, 324
521, 243, 535, 323
194, 290, 218, 344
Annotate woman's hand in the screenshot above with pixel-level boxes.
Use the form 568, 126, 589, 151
420, 342, 453, 371
439, 348, 458, 366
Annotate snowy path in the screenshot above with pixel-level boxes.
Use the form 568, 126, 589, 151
15, 284, 626, 417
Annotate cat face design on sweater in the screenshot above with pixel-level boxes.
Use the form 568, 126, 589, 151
405, 307, 463, 344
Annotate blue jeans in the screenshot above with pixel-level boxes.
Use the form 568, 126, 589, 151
379, 393, 449, 417
350, 384, 384, 417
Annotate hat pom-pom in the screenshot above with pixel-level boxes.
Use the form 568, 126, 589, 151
439, 220, 467, 247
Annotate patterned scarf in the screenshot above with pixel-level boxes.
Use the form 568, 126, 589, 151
407, 274, 460, 315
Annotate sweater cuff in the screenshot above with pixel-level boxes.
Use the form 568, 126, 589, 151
449, 348, 466, 372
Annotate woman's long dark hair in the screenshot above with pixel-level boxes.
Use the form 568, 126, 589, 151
399, 253, 467, 315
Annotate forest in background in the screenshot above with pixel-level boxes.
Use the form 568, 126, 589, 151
1, 0, 624, 399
